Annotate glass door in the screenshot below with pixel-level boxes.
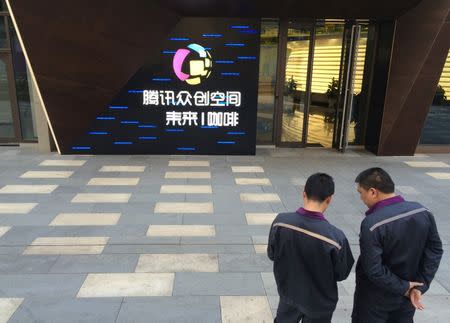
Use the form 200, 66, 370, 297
0, 52, 20, 142
275, 20, 313, 146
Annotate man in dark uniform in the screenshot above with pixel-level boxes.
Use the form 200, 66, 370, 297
268, 173, 354, 323
352, 167, 443, 323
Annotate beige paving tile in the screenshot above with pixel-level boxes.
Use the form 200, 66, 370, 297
147, 225, 216, 237
0, 203, 38, 214
77, 273, 174, 297
0, 298, 24, 323
240, 193, 281, 203
31, 236, 109, 245
231, 166, 264, 173
49, 213, 121, 226
220, 296, 273, 322
160, 185, 212, 194
23, 245, 105, 255
99, 166, 146, 172
246, 213, 277, 225
235, 178, 271, 185
87, 178, 140, 186
404, 161, 450, 168
0, 226, 11, 238
253, 245, 268, 254
71, 193, 131, 203
154, 202, 213, 213
0, 185, 58, 194
20, 171, 74, 178
426, 172, 450, 179
40, 160, 86, 166
135, 254, 219, 272
165, 171, 211, 179
169, 160, 210, 167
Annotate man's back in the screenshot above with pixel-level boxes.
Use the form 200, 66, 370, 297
356, 200, 443, 305
268, 211, 354, 317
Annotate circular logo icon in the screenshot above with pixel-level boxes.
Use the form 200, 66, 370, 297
173, 44, 212, 85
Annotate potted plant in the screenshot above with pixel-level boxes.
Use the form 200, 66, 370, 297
326, 77, 339, 108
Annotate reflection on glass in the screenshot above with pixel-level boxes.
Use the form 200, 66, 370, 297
280, 23, 310, 143
0, 17, 7, 48
307, 21, 344, 148
257, 20, 279, 144
9, 19, 36, 140
0, 55, 15, 138
0, 0, 6, 12
348, 25, 368, 145
420, 50, 450, 144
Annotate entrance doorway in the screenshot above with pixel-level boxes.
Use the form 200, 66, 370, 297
272, 19, 369, 151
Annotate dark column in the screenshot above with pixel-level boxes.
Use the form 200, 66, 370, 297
378, 0, 450, 155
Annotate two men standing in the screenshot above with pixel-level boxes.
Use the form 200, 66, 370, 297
268, 168, 443, 323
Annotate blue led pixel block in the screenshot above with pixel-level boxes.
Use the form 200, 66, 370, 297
128, 90, 144, 93
215, 60, 234, 64
72, 146, 91, 150
121, 121, 139, 124
114, 141, 133, 145
163, 50, 176, 54
89, 132, 109, 135
138, 125, 157, 128
170, 37, 189, 41
96, 117, 115, 120
139, 136, 157, 140
177, 147, 196, 151
165, 129, 184, 132
203, 34, 223, 37
227, 132, 246, 135
231, 25, 250, 29
225, 43, 245, 47
238, 56, 257, 60
109, 106, 128, 110
152, 78, 171, 82
217, 141, 236, 144
201, 126, 219, 129
221, 72, 240, 76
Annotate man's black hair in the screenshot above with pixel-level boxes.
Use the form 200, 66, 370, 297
304, 173, 335, 202
355, 167, 395, 193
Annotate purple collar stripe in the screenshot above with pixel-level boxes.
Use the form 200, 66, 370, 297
365, 195, 405, 216
296, 207, 327, 221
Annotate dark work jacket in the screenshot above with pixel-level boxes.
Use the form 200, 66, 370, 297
354, 200, 443, 309
267, 212, 354, 317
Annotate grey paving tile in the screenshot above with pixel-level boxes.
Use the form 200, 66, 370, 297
9, 297, 122, 323
49, 254, 139, 273
173, 273, 266, 296
0, 274, 86, 297
117, 296, 221, 323
219, 254, 273, 272
0, 254, 58, 274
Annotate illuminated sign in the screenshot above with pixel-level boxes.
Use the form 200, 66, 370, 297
71, 18, 260, 155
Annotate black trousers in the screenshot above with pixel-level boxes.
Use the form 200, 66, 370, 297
352, 295, 415, 323
275, 300, 333, 323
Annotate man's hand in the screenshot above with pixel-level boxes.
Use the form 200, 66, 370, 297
409, 288, 425, 310
404, 281, 423, 296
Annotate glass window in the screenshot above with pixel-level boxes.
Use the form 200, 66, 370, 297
280, 22, 311, 143
9, 19, 36, 140
0, 17, 8, 48
0, 54, 15, 138
0, 0, 7, 12
257, 20, 279, 144
420, 50, 450, 145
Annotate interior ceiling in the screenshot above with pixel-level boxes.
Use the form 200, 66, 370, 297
156, 0, 422, 19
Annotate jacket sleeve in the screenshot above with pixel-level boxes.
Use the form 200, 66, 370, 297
332, 237, 355, 281
267, 221, 278, 261
360, 224, 410, 295
416, 212, 443, 294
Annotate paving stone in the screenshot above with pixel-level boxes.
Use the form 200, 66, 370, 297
235, 178, 271, 185
135, 254, 219, 272
246, 213, 277, 225
160, 185, 212, 194
231, 166, 264, 173
0, 203, 38, 214
154, 202, 214, 213
173, 273, 266, 296
40, 160, 87, 166
50, 254, 138, 273
99, 166, 146, 172
240, 193, 281, 203
427, 172, 450, 179
87, 178, 140, 186
220, 296, 273, 322
147, 225, 216, 237
0, 226, 11, 238
20, 171, 74, 178
9, 298, 121, 323
49, 213, 121, 226
77, 273, 174, 297
0, 298, 23, 323
169, 160, 210, 167
0, 185, 58, 194
219, 254, 272, 272
404, 161, 450, 168
165, 171, 211, 179
71, 193, 131, 203
117, 296, 220, 323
